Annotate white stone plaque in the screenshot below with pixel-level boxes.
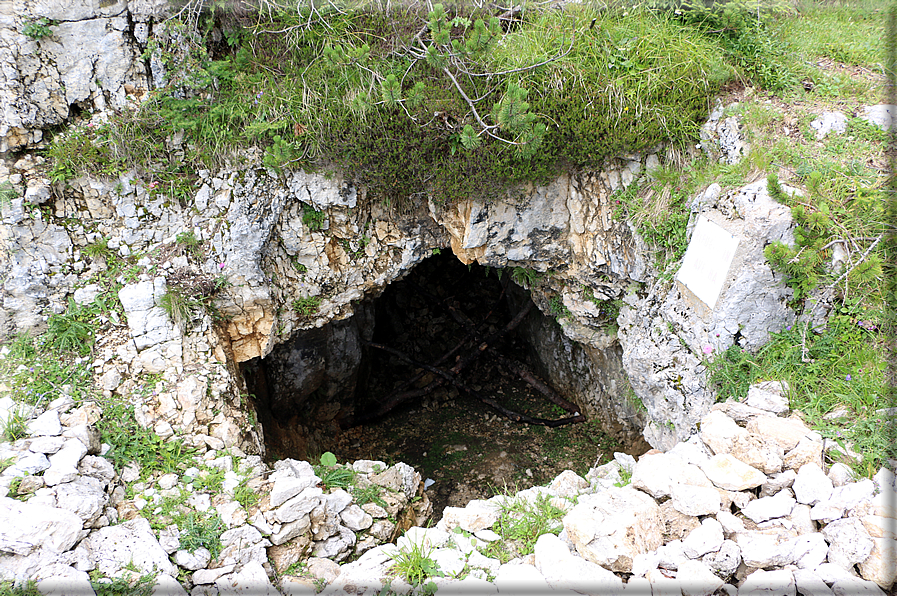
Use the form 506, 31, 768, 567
676, 216, 739, 310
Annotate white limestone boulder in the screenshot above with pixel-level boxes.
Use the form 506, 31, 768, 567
822, 518, 874, 570
741, 490, 796, 524
677, 559, 724, 596
745, 382, 790, 414
700, 454, 767, 491
534, 533, 624, 593
0, 497, 83, 555
216, 560, 280, 596
671, 483, 722, 517
563, 486, 663, 573
793, 464, 833, 506
681, 518, 725, 559
857, 536, 896, 590
739, 568, 796, 596
631, 452, 713, 499
89, 517, 176, 577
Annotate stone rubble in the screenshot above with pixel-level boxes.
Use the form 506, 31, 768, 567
1, 379, 893, 595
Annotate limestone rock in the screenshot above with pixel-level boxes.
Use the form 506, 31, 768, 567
760, 470, 797, 498
793, 464, 833, 506
677, 559, 724, 596
89, 517, 176, 577
27, 410, 61, 437
857, 536, 896, 590
827, 463, 854, 488
340, 504, 373, 531
54, 475, 107, 526
275, 487, 322, 523
270, 473, 320, 508
860, 105, 895, 132
700, 454, 767, 491
739, 569, 796, 596
43, 438, 88, 486
791, 532, 828, 570
681, 518, 724, 559
493, 562, 553, 594
783, 435, 823, 471
563, 486, 663, 573
830, 576, 886, 596
216, 561, 279, 596
660, 499, 702, 542
534, 533, 623, 593
701, 539, 741, 577
745, 382, 790, 414
792, 569, 834, 596
268, 538, 312, 574
746, 416, 810, 453
439, 500, 500, 533
631, 452, 713, 499
811, 111, 848, 140
822, 518, 874, 570
742, 491, 796, 523
0, 497, 83, 555
174, 548, 211, 570
735, 529, 796, 568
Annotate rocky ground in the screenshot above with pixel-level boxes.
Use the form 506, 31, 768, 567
1, 380, 894, 595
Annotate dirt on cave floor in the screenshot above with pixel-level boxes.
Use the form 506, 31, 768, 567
332, 361, 643, 520
328, 255, 647, 520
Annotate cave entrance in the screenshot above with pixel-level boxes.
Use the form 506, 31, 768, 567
242, 253, 644, 516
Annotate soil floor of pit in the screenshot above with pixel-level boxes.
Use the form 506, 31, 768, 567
330, 256, 647, 519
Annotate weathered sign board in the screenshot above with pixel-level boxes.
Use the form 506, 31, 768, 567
676, 216, 740, 310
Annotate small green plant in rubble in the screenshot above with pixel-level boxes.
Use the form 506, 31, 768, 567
314, 451, 356, 490
490, 493, 566, 558
389, 536, 442, 587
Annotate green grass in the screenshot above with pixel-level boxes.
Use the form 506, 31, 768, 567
91, 573, 156, 596
292, 296, 322, 317
776, 0, 884, 71
490, 493, 567, 559
0, 581, 41, 596
40, 1, 744, 209
98, 396, 196, 479
0, 334, 96, 406
1, 406, 28, 442
390, 537, 442, 586
178, 511, 226, 558
708, 300, 892, 477
45, 299, 98, 356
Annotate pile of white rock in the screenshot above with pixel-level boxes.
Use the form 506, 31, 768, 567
0, 380, 894, 596
302, 382, 895, 596
0, 394, 430, 595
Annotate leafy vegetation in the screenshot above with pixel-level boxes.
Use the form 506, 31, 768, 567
98, 394, 196, 478
708, 302, 891, 477
20, 18, 52, 40
91, 573, 157, 596
292, 295, 322, 317
489, 493, 567, 559
0, 580, 41, 596
45, 299, 98, 355
1, 406, 28, 442
390, 537, 442, 586
41, 0, 742, 208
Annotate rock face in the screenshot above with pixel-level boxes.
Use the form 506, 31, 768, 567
0, 0, 153, 152
2, 0, 804, 479
1, 100, 798, 455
